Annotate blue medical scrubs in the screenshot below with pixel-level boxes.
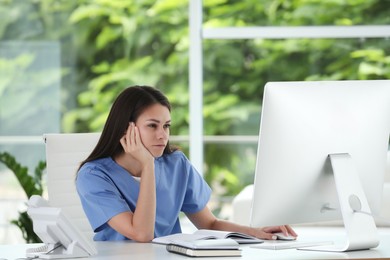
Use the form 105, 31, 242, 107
76, 151, 211, 241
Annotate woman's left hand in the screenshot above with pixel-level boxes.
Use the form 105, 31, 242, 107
252, 225, 297, 240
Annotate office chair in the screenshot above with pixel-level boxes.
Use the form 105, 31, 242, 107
44, 133, 101, 240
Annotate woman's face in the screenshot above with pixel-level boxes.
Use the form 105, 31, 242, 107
135, 103, 171, 157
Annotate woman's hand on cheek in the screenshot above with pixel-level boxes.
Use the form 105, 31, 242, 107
120, 122, 154, 166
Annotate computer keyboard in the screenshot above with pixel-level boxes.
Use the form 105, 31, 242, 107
251, 240, 333, 250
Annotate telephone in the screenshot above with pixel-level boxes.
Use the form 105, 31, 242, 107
26, 195, 97, 259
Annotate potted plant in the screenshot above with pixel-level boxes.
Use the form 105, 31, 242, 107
0, 152, 46, 243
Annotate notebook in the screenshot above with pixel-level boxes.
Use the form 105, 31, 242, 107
153, 229, 264, 245
166, 238, 242, 257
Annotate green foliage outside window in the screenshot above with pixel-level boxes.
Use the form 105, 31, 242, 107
0, 0, 389, 205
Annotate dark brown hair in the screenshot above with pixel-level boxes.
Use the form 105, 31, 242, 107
79, 85, 177, 170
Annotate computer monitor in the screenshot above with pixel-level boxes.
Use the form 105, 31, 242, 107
250, 80, 390, 252
26, 195, 97, 259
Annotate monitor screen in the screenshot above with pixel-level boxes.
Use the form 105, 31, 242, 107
249, 80, 390, 251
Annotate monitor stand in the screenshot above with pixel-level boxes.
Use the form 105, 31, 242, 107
301, 153, 380, 252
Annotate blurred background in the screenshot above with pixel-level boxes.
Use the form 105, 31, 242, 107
0, 0, 389, 244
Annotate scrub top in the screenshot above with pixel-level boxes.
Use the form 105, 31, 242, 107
76, 151, 211, 241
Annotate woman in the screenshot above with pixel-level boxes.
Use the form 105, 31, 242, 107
76, 85, 297, 242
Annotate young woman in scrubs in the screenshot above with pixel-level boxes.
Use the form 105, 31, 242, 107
76, 86, 297, 242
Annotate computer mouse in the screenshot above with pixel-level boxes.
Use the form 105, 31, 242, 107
274, 232, 297, 241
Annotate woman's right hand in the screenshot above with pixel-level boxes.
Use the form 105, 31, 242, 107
112, 122, 156, 241
120, 122, 154, 168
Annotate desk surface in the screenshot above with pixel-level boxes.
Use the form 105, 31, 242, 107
1, 227, 390, 260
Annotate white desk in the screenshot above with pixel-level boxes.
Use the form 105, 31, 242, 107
1, 227, 390, 259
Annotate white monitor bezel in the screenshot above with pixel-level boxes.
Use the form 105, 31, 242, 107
249, 80, 390, 251
250, 80, 390, 227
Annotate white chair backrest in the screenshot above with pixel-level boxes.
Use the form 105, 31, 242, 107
44, 133, 101, 240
